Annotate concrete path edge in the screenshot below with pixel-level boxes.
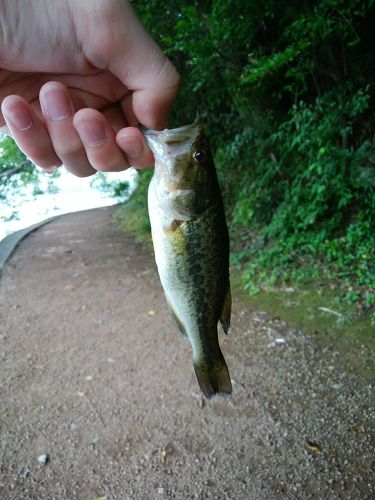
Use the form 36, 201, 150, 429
0, 216, 59, 274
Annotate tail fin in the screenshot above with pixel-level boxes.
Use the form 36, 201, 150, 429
193, 355, 232, 399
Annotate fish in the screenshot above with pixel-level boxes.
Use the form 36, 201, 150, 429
144, 121, 232, 399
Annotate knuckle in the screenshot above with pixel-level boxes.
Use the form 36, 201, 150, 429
54, 140, 83, 159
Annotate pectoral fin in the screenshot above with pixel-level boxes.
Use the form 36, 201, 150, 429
166, 299, 188, 339
220, 284, 231, 335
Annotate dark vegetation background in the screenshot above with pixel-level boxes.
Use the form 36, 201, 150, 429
1, 0, 374, 312
127, 0, 375, 311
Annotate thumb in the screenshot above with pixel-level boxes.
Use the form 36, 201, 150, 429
77, 0, 180, 129
131, 62, 181, 130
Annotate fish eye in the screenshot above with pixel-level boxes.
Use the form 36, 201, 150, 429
193, 149, 207, 164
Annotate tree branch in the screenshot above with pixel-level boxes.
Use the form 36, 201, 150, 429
0, 160, 30, 179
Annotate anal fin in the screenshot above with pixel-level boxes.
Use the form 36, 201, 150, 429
166, 299, 188, 339
220, 284, 231, 335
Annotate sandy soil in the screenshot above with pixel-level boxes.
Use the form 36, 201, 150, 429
0, 206, 373, 500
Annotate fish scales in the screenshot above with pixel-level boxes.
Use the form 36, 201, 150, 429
144, 121, 232, 398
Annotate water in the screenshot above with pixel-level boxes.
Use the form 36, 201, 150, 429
0, 167, 137, 241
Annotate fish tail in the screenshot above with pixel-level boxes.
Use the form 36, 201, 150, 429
193, 353, 232, 399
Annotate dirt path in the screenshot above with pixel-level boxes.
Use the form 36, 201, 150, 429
0, 207, 373, 500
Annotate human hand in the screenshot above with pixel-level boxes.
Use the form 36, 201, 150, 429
0, 0, 180, 176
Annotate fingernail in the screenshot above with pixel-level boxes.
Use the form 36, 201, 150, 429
3, 102, 32, 131
76, 120, 106, 147
118, 136, 143, 157
44, 165, 59, 174
42, 88, 71, 121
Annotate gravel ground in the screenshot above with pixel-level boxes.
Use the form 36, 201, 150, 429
0, 206, 373, 500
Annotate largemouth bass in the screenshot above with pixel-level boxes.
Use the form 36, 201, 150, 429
144, 121, 232, 399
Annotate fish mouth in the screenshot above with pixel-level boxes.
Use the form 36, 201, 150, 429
141, 119, 201, 146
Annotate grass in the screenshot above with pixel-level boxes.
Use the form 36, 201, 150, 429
115, 172, 374, 380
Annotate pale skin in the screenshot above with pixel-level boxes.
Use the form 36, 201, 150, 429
0, 0, 180, 176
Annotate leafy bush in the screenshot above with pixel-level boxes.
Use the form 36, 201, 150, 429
126, 0, 375, 302
115, 169, 152, 243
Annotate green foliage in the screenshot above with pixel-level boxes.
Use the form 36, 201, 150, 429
0, 135, 28, 167
124, 1, 375, 304
115, 169, 152, 243
222, 84, 375, 298
90, 172, 130, 200
113, 181, 129, 199
0, 136, 62, 221
0, 136, 36, 198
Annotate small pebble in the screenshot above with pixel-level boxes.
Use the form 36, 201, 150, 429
197, 397, 205, 409
70, 422, 79, 431
158, 487, 165, 495
160, 450, 167, 465
275, 338, 287, 346
37, 454, 48, 464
